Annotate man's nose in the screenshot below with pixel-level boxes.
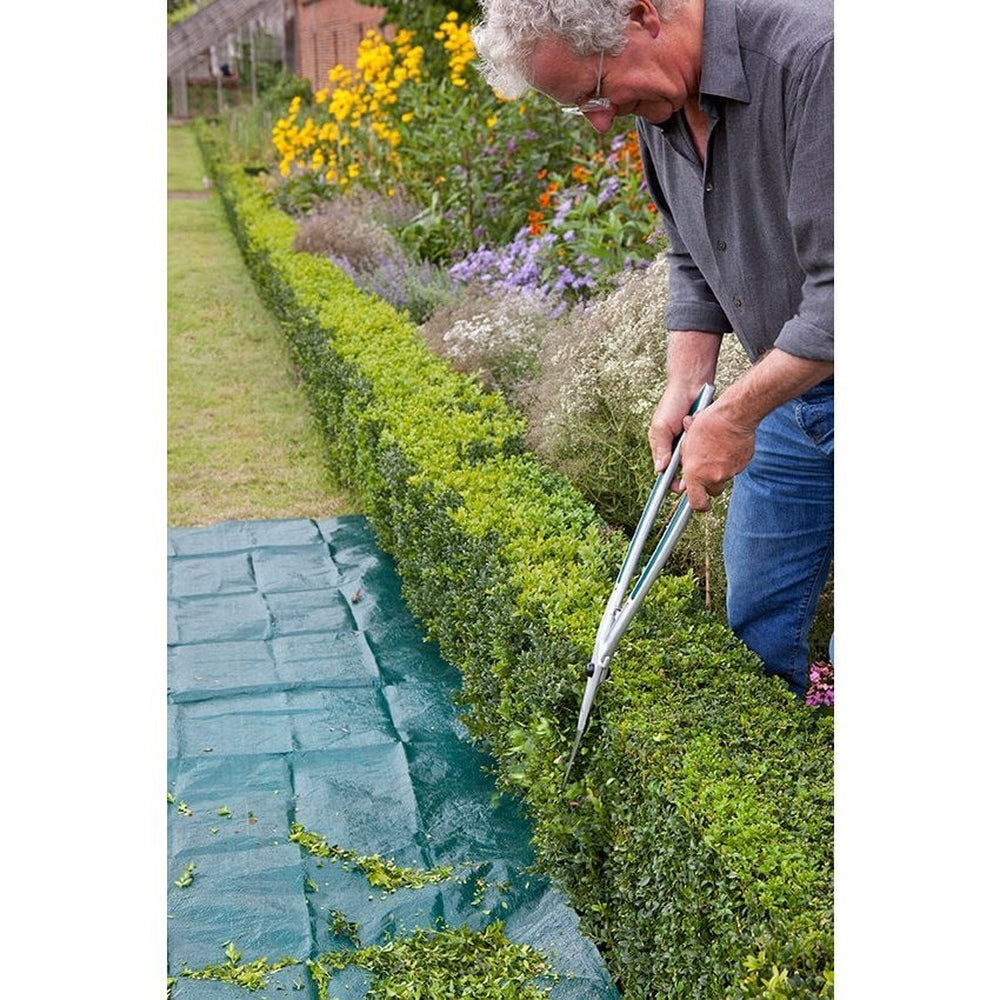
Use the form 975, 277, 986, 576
583, 105, 617, 133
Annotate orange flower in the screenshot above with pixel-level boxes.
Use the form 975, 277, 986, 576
527, 210, 546, 236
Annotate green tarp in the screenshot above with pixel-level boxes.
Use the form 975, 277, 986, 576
167, 516, 620, 998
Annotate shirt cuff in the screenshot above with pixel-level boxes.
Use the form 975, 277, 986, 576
664, 299, 732, 335
774, 316, 834, 363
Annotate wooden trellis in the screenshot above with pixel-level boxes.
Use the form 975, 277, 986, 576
168, 0, 292, 117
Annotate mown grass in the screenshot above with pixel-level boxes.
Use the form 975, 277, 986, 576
167, 123, 361, 526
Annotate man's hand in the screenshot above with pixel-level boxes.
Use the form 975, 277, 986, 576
648, 385, 695, 477
648, 330, 723, 483
648, 384, 754, 510
677, 404, 756, 511
648, 345, 833, 511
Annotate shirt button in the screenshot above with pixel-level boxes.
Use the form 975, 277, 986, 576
705, 180, 714, 191
733, 296, 743, 307
716, 239, 727, 251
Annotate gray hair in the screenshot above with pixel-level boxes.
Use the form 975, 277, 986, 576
471, 0, 679, 97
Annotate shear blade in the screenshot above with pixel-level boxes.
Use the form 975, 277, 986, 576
561, 730, 585, 791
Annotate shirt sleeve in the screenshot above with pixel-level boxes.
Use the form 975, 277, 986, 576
774, 36, 834, 362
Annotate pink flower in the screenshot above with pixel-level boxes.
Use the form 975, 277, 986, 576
805, 659, 834, 708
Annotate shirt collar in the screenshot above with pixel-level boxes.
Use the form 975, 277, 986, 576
699, 0, 751, 104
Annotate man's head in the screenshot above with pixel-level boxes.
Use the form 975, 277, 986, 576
471, 0, 636, 97
472, 0, 699, 131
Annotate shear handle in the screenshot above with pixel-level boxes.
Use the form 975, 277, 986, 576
594, 383, 715, 641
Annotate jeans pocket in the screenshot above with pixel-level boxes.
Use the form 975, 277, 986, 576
796, 392, 834, 455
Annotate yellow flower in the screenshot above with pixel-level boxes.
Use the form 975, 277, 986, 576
328, 65, 353, 87
271, 22, 425, 189
436, 15, 476, 88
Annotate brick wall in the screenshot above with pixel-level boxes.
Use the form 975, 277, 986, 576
296, 0, 387, 89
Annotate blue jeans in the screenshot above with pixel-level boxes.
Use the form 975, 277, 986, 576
723, 379, 834, 696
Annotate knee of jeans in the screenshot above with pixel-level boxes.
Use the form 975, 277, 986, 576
726, 587, 810, 694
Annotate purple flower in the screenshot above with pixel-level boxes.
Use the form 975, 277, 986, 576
805, 659, 834, 708
598, 176, 620, 205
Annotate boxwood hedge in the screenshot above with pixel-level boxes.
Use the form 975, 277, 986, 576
194, 122, 833, 1000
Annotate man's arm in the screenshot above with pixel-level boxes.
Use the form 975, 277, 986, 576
679, 348, 833, 511
648, 328, 723, 473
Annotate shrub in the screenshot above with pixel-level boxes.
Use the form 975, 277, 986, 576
293, 190, 402, 266
258, 68, 314, 113
427, 256, 748, 614
292, 190, 456, 323
418, 282, 553, 398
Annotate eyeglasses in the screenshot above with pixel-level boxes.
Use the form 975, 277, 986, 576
561, 51, 614, 115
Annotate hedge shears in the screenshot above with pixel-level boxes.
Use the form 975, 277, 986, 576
562, 383, 715, 789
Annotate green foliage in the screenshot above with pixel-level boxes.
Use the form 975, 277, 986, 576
195, 121, 834, 999
289, 822, 454, 891
178, 942, 299, 991
393, 82, 623, 264
168, 1, 200, 26
259, 68, 315, 112
172, 861, 196, 888
311, 923, 556, 999
328, 909, 362, 947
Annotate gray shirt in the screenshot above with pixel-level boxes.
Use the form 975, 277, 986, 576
637, 0, 833, 364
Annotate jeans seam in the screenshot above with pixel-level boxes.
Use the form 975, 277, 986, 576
791, 530, 834, 673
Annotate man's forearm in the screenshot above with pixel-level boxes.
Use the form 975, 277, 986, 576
670, 346, 833, 510
648, 330, 724, 472
713, 348, 833, 433
666, 329, 724, 396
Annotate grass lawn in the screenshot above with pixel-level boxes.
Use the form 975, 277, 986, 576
167, 123, 361, 526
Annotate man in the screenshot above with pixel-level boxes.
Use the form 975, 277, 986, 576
472, 0, 833, 696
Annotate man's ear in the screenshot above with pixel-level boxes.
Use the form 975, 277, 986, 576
629, 0, 662, 38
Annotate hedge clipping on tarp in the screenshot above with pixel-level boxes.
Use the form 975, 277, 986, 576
168, 516, 620, 999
